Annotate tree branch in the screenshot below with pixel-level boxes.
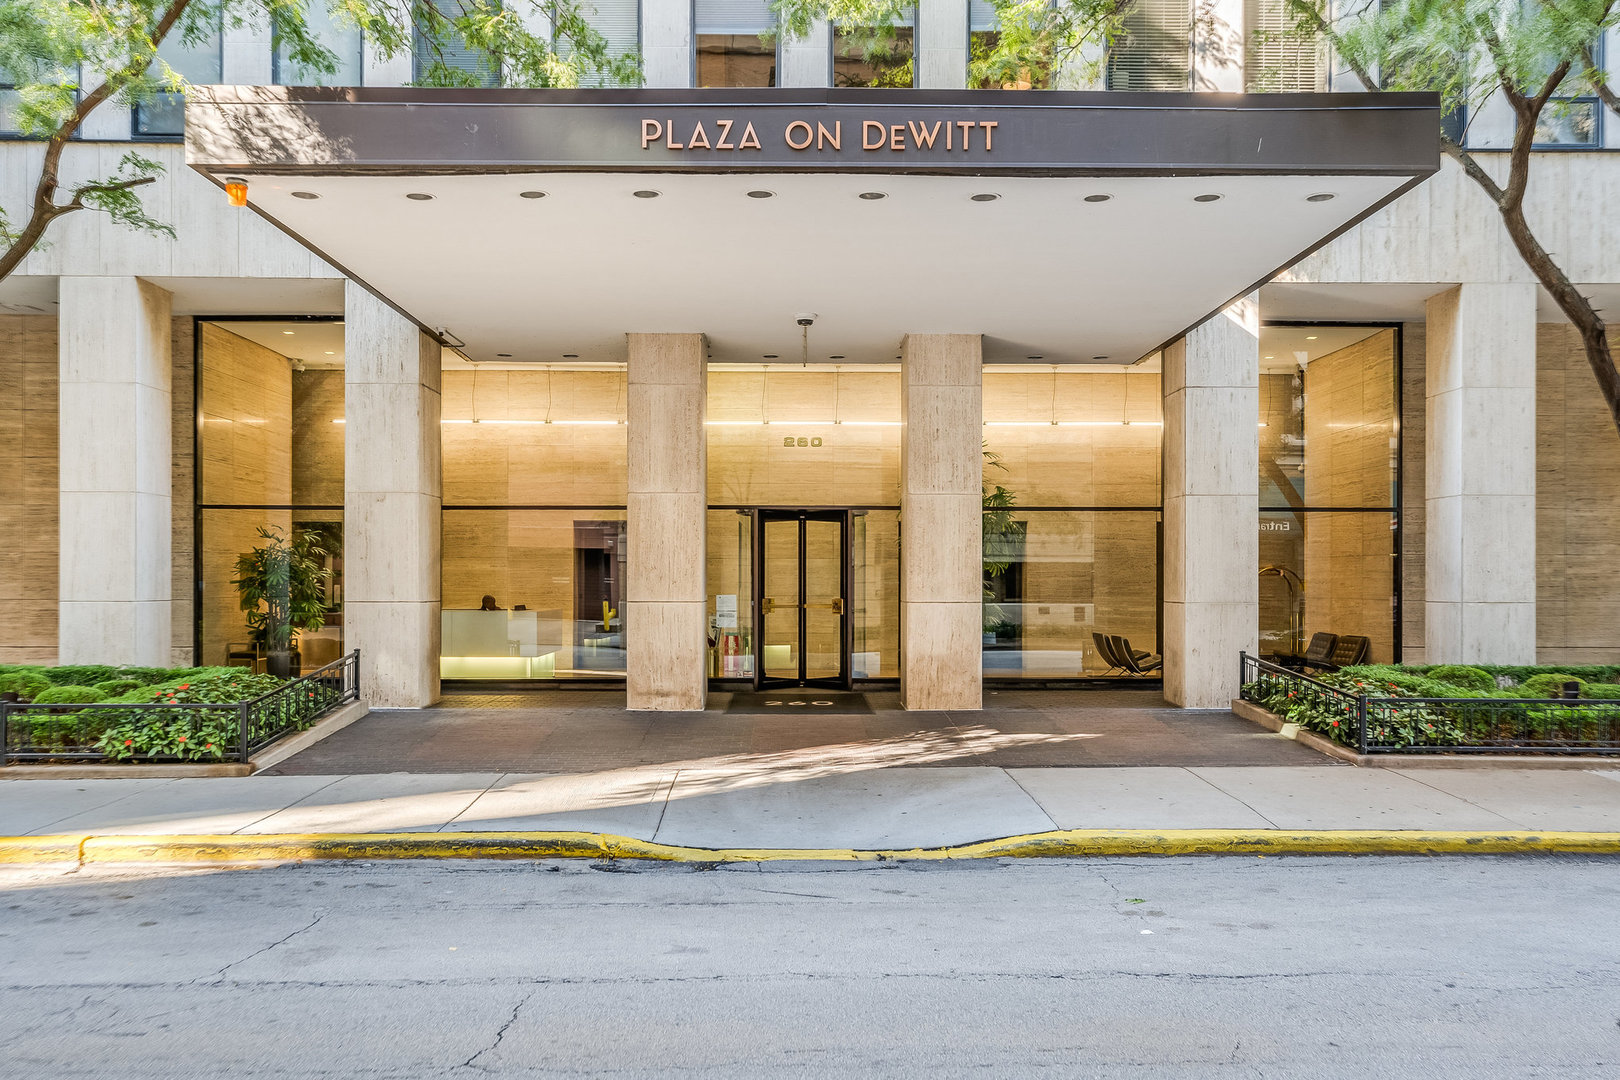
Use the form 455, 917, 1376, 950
1584, 47, 1620, 116
61, 174, 161, 213
0, 0, 194, 282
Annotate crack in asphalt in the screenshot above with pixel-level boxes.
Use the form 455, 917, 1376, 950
458, 990, 534, 1072
194, 912, 326, 984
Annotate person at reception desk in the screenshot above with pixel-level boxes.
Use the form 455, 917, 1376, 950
480, 595, 502, 611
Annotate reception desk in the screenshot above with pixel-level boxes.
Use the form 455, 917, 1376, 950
440, 609, 625, 679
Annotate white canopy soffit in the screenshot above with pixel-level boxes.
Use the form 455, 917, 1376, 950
186, 88, 1440, 366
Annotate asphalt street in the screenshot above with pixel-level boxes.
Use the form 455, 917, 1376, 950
2, 856, 1617, 1078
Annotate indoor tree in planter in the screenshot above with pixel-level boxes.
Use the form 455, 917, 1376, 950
232, 526, 334, 679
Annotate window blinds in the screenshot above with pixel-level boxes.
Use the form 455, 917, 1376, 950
414, 0, 498, 86
1243, 0, 1320, 92
969, 0, 997, 33
564, 0, 639, 86
696, 0, 776, 35
1105, 0, 1191, 91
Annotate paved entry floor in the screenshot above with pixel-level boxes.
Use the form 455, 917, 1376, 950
261, 689, 1333, 775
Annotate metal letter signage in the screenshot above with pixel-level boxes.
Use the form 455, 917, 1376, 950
187, 88, 1443, 178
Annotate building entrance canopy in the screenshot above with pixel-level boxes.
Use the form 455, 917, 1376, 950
186, 88, 1438, 365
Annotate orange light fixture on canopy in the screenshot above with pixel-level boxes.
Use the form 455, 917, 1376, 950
225, 181, 248, 207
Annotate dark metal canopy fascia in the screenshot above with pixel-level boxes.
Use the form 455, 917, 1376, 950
186, 86, 1441, 179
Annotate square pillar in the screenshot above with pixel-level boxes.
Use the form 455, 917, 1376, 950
58, 277, 172, 665
900, 333, 983, 711
1163, 299, 1259, 708
918, 0, 969, 89
1425, 283, 1537, 663
780, 21, 832, 87
642, 0, 693, 88
626, 333, 707, 711
344, 282, 442, 708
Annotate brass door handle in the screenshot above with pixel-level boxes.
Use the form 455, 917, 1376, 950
805, 599, 845, 614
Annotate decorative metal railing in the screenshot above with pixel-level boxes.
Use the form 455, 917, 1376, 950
1240, 652, 1620, 755
1, 651, 360, 765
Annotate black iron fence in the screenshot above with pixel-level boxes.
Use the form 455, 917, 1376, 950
1, 651, 360, 765
1240, 652, 1620, 755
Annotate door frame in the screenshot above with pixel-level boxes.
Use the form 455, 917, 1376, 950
751, 508, 854, 691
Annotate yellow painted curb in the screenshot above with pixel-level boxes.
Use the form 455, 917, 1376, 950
2, 829, 1620, 867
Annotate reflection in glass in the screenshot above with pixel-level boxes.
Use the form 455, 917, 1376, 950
275, 7, 364, 85
1260, 510, 1395, 664
135, 18, 222, 135
697, 35, 776, 86
833, 22, 914, 87
441, 511, 627, 680
197, 320, 345, 673
982, 511, 1161, 678
707, 510, 754, 678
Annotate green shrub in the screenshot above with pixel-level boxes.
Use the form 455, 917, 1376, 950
38, 665, 118, 687
1579, 683, 1620, 701
0, 671, 51, 702
32, 685, 108, 705
1517, 673, 1585, 699
111, 666, 187, 686
1477, 665, 1620, 685
1425, 665, 1496, 693
92, 678, 146, 697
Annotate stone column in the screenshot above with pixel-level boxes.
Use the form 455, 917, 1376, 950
917, 0, 969, 89
344, 282, 442, 708
900, 333, 983, 711
780, 21, 832, 87
1424, 283, 1537, 663
58, 277, 173, 665
626, 333, 707, 711
1162, 300, 1259, 708
642, 0, 694, 88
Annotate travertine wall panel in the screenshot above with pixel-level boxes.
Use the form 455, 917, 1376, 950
1401, 325, 1427, 663
1535, 323, 1620, 663
291, 369, 345, 506
169, 318, 195, 665
0, 317, 59, 663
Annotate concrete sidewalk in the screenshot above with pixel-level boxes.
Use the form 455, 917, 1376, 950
6, 765, 1620, 850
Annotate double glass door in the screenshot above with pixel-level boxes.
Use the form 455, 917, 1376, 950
753, 509, 852, 690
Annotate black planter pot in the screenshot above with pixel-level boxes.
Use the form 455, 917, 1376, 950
266, 650, 293, 680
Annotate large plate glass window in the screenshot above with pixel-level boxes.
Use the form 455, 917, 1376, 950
275, 5, 365, 85
414, 0, 501, 86
134, 17, 222, 137
1105, 0, 1191, 90
1532, 36, 1603, 147
833, 8, 915, 87
697, 0, 777, 86
969, 0, 1051, 88
1258, 325, 1400, 664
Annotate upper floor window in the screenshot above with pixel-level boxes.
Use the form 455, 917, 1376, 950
134, 19, 223, 137
275, 6, 365, 86
1243, 0, 1322, 92
0, 67, 23, 136
414, 0, 501, 86
969, 0, 1052, 88
564, 0, 640, 87
1531, 37, 1603, 147
696, 0, 777, 87
1105, 0, 1191, 90
833, 9, 915, 87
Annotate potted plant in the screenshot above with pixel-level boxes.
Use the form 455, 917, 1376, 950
232, 526, 335, 679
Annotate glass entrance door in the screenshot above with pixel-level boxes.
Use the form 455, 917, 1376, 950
753, 509, 852, 690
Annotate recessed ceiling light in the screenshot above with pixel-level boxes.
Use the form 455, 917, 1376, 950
857, 192, 886, 201
1305, 335, 1318, 340
519, 190, 547, 199
1027, 355, 1043, 360
970, 193, 999, 202
405, 192, 434, 201
1194, 193, 1222, 203
562, 353, 579, 358
1264, 354, 1275, 359
1084, 194, 1112, 203
828, 355, 845, 360
1306, 192, 1336, 202
324, 350, 335, 355
746, 190, 774, 199
282, 330, 295, 335
496, 353, 513, 358
291, 191, 319, 200
763, 354, 778, 359
633, 190, 660, 199
1092, 355, 1108, 361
